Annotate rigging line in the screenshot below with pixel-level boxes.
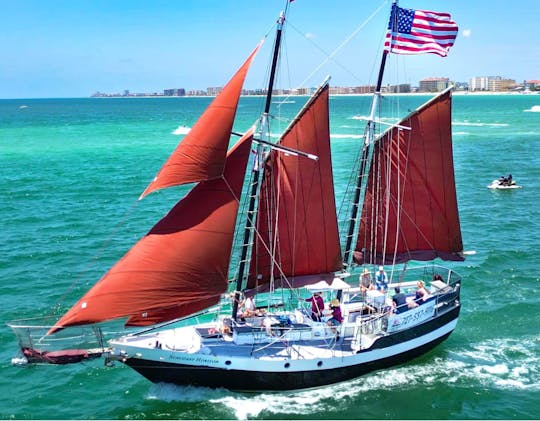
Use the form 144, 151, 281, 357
389, 126, 406, 278
271, 150, 284, 294
381, 125, 393, 264
290, 136, 299, 279
48, 198, 141, 318
284, 0, 388, 97
372, 139, 381, 265
238, 162, 292, 292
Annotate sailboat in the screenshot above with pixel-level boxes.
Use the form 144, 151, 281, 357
9, 2, 464, 391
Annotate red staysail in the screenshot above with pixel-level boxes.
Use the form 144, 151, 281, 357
139, 41, 262, 199
247, 83, 342, 289
53, 130, 254, 330
354, 89, 464, 265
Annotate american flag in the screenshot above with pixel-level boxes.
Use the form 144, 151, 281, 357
384, 4, 458, 57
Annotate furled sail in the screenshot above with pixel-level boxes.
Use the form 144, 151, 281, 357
139, 41, 263, 199
354, 88, 464, 265
247, 83, 343, 291
52, 130, 254, 331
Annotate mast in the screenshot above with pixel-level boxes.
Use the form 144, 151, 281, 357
342, 3, 394, 268
232, 11, 286, 319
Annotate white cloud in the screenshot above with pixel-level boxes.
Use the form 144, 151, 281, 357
462, 29, 472, 38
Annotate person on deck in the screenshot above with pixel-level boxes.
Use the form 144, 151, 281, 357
239, 296, 257, 319
375, 266, 388, 292
359, 268, 373, 294
391, 287, 407, 314
305, 291, 324, 322
412, 281, 429, 306
326, 298, 343, 337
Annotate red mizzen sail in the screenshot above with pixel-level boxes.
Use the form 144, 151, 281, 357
247, 83, 342, 290
53, 130, 254, 331
354, 89, 463, 265
139, 41, 262, 199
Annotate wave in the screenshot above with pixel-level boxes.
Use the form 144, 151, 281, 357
453, 121, 509, 127
272, 100, 295, 104
351, 115, 397, 122
454, 336, 540, 390
331, 134, 363, 139
172, 125, 191, 135
524, 105, 540, 112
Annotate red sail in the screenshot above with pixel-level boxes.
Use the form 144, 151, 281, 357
247, 83, 343, 290
139, 41, 262, 199
53, 130, 254, 330
354, 89, 464, 265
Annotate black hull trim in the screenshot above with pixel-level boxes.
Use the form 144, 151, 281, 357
124, 306, 460, 392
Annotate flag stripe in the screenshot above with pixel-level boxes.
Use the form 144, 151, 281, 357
385, 4, 458, 57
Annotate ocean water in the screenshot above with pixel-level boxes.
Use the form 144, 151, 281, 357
1, 94, 539, 419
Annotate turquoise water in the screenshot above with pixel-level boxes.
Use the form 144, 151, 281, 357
1, 95, 539, 419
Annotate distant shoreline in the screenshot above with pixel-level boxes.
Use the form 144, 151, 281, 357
89, 91, 539, 99
5, 91, 538, 101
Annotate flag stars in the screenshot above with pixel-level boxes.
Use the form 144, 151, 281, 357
397, 8, 414, 33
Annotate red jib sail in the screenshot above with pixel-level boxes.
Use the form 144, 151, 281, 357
354, 89, 464, 265
53, 130, 254, 331
247, 83, 343, 291
139, 40, 263, 199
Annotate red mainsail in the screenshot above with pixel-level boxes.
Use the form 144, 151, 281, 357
354, 89, 463, 265
53, 130, 254, 330
247, 83, 343, 290
139, 41, 262, 199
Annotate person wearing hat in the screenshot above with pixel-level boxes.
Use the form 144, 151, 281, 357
305, 291, 325, 322
359, 267, 373, 294
326, 298, 343, 338
375, 265, 388, 292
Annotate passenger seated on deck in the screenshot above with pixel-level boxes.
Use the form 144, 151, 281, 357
433, 273, 444, 282
326, 299, 343, 337
305, 291, 324, 322
238, 296, 257, 319
411, 281, 429, 307
359, 268, 374, 295
238, 296, 265, 320
375, 266, 388, 292
391, 287, 408, 314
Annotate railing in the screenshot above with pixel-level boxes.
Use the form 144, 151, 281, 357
348, 265, 462, 351
8, 316, 114, 365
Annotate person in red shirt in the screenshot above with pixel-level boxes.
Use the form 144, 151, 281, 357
305, 291, 324, 321
327, 298, 343, 338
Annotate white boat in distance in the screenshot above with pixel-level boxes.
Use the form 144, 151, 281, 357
10, 1, 464, 392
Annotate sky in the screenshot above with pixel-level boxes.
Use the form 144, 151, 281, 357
2, 0, 539, 99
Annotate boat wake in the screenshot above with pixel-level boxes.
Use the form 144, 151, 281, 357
450, 336, 540, 391
146, 383, 232, 402
143, 336, 539, 418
